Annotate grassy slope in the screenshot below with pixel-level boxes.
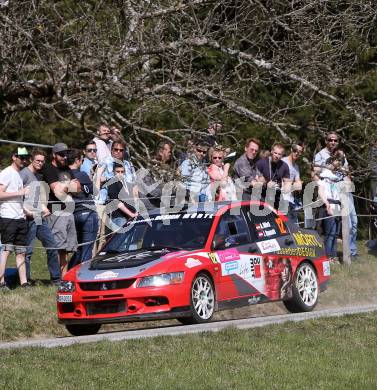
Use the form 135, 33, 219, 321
1, 241, 377, 341
1, 314, 377, 389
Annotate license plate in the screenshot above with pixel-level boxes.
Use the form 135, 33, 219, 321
58, 294, 73, 303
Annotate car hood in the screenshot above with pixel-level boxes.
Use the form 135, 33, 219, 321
76, 249, 189, 282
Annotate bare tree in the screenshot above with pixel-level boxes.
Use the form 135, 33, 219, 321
1, 0, 376, 174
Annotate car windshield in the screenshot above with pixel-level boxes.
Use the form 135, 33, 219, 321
101, 212, 214, 253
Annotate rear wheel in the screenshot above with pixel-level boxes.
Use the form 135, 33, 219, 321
65, 323, 101, 336
178, 273, 215, 325
283, 262, 318, 313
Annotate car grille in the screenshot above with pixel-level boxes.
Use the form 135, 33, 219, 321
86, 300, 126, 315
79, 279, 136, 291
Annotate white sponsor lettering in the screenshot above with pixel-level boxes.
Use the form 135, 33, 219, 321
257, 239, 281, 254
94, 271, 119, 280
185, 258, 202, 268
264, 229, 276, 237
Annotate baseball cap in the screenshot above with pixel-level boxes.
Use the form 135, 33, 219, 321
13, 147, 30, 157
52, 143, 71, 154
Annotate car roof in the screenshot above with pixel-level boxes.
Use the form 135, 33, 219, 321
145, 200, 277, 217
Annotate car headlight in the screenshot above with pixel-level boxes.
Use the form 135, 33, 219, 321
58, 281, 75, 293
137, 272, 184, 288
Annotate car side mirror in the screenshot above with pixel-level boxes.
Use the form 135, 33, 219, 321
212, 235, 226, 250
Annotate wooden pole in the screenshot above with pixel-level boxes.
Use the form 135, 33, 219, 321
340, 182, 351, 265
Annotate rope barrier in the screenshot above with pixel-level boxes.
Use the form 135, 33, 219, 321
0, 138, 53, 148
0, 224, 123, 251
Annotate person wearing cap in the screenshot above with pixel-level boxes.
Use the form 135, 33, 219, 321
0, 147, 31, 290
41, 143, 80, 276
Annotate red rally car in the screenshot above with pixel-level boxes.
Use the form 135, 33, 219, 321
57, 201, 330, 336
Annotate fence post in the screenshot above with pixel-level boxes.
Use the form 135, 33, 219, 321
340, 181, 352, 265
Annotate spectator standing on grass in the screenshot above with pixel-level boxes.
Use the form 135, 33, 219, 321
233, 138, 265, 200
281, 143, 304, 223
0, 147, 31, 290
94, 141, 137, 246
67, 150, 99, 269
207, 146, 237, 201
20, 149, 61, 285
331, 150, 359, 261
179, 139, 211, 202
41, 143, 80, 277
256, 143, 291, 210
318, 153, 344, 263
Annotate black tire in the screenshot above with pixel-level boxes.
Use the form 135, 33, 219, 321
283, 262, 319, 313
65, 323, 102, 336
177, 273, 215, 325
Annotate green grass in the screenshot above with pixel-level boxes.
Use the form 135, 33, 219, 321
1, 313, 377, 389
1, 241, 377, 341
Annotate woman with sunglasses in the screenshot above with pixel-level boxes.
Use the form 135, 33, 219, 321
207, 147, 236, 201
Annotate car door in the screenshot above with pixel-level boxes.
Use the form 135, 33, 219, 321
211, 209, 260, 301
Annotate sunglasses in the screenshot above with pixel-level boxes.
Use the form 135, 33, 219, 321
56, 151, 68, 158
86, 148, 97, 153
292, 149, 303, 154
213, 156, 223, 160
196, 148, 207, 154
327, 139, 338, 143
16, 155, 29, 160
113, 148, 124, 152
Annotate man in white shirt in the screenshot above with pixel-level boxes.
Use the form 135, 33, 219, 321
0, 147, 30, 289
179, 139, 210, 202
93, 124, 112, 162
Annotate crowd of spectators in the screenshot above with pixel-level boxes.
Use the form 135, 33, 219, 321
0, 124, 376, 290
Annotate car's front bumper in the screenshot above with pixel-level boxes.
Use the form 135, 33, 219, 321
58, 306, 192, 325
57, 281, 191, 324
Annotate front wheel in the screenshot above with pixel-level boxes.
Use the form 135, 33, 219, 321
65, 323, 101, 336
283, 262, 318, 313
178, 273, 215, 325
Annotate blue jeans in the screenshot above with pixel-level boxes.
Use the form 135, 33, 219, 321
26, 219, 60, 281
69, 211, 99, 269
323, 215, 340, 257
112, 217, 127, 229
348, 194, 358, 256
